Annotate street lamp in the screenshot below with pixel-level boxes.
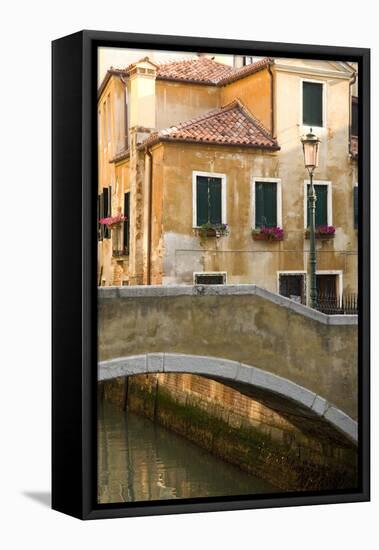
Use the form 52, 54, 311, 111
301, 128, 321, 309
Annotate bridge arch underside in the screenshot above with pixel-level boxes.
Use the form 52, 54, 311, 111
98, 353, 358, 446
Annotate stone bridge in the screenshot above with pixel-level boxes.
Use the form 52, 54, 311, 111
98, 285, 358, 443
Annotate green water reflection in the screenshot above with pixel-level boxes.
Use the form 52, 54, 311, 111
98, 401, 277, 504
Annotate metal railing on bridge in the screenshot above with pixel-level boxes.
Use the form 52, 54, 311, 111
316, 293, 358, 315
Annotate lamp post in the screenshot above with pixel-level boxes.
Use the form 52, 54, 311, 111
301, 129, 321, 309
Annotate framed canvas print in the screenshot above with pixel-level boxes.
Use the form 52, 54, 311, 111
52, 30, 370, 520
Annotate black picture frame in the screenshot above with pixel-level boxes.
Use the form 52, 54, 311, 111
52, 30, 370, 520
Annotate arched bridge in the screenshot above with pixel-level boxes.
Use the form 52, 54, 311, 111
98, 285, 358, 443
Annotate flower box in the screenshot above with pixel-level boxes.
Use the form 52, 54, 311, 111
305, 226, 336, 240
198, 223, 229, 238
252, 227, 284, 242
99, 212, 127, 229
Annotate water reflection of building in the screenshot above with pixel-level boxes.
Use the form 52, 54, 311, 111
98, 53, 358, 305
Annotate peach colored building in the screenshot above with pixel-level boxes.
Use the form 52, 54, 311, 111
97, 54, 358, 305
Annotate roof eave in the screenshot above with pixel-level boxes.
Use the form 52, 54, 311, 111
139, 136, 280, 151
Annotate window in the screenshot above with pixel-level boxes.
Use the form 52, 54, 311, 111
101, 186, 111, 239
352, 97, 358, 137
192, 172, 226, 227
254, 180, 279, 228
304, 181, 331, 228
278, 273, 306, 304
306, 184, 328, 227
316, 271, 343, 309
316, 274, 338, 298
303, 81, 323, 127
123, 192, 130, 253
243, 56, 253, 66
194, 272, 226, 285
354, 186, 358, 229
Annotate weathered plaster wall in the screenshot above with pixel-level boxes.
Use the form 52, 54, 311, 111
156, 81, 220, 129
98, 287, 358, 419
159, 142, 285, 288
220, 69, 272, 131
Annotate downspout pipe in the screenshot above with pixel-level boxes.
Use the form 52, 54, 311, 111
348, 69, 357, 156
145, 147, 153, 285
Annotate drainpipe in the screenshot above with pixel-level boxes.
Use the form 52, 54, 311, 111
268, 64, 276, 138
348, 69, 357, 157
146, 147, 153, 285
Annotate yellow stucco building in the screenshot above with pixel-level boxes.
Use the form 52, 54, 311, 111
97, 54, 358, 305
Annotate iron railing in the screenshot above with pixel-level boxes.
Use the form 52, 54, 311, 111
315, 293, 358, 315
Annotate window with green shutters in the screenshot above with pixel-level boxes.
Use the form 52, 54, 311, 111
307, 184, 328, 227
303, 81, 323, 127
196, 176, 222, 226
255, 181, 277, 227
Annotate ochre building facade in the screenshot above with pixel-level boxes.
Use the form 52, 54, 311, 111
97, 55, 358, 304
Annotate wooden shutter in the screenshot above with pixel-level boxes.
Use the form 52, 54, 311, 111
209, 178, 222, 224
255, 182, 277, 227
264, 182, 277, 227
303, 82, 323, 127
352, 98, 358, 137
123, 192, 130, 253
103, 187, 110, 238
307, 184, 328, 227
354, 186, 358, 228
99, 193, 104, 240
315, 185, 327, 226
196, 176, 209, 226
97, 195, 100, 241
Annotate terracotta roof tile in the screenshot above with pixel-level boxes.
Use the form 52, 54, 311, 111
156, 57, 235, 84
156, 56, 273, 85
140, 99, 279, 150
99, 57, 273, 95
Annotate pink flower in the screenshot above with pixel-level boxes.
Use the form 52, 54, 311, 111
99, 214, 127, 226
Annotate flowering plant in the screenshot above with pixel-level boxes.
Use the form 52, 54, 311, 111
198, 222, 229, 238
99, 213, 127, 228
252, 226, 284, 241
315, 225, 335, 235
305, 225, 335, 238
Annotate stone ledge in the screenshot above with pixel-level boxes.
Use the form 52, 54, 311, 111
97, 284, 358, 326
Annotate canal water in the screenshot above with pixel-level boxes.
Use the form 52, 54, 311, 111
98, 401, 277, 504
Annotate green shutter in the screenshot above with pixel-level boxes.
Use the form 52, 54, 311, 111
209, 178, 222, 224
103, 187, 111, 238
264, 182, 277, 227
307, 184, 328, 227
303, 82, 323, 127
255, 182, 277, 227
196, 176, 209, 226
352, 99, 358, 137
354, 186, 358, 229
99, 192, 104, 240
315, 185, 327, 226
255, 182, 264, 227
